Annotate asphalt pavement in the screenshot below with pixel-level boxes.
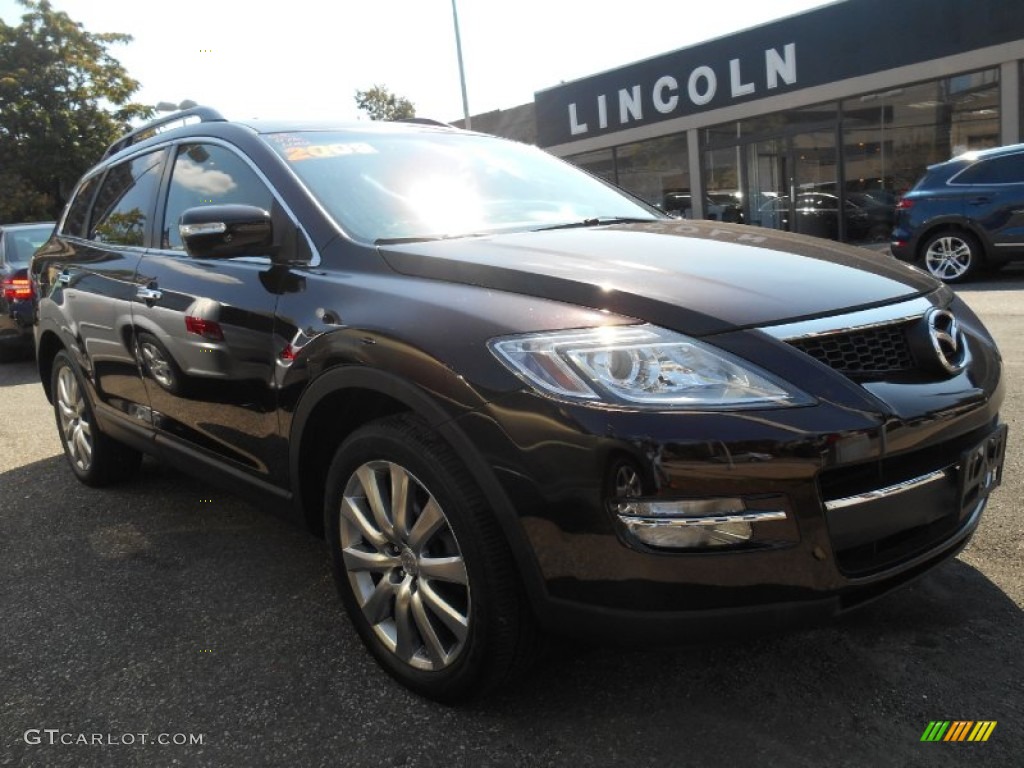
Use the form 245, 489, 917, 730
1, 269, 1022, 767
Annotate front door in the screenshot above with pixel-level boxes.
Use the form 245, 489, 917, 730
131, 142, 287, 485
746, 137, 790, 232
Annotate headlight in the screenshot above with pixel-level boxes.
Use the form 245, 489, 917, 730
488, 324, 812, 409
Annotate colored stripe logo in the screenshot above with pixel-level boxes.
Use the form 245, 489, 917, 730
920, 721, 997, 742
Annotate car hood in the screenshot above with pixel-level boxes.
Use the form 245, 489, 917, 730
378, 220, 935, 336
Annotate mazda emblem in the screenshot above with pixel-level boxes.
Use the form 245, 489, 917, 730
927, 308, 967, 374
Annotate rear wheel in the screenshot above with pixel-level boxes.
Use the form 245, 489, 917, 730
920, 230, 983, 283
52, 350, 141, 486
324, 414, 538, 702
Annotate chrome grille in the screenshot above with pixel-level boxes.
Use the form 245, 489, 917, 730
788, 321, 916, 376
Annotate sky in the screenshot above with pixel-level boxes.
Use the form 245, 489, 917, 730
0, 0, 835, 123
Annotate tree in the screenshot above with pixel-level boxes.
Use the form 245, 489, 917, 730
354, 85, 416, 122
0, 0, 152, 222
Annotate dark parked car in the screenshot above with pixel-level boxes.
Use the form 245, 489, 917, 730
0, 221, 54, 360
891, 142, 1024, 282
757, 193, 887, 241
32, 108, 1007, 702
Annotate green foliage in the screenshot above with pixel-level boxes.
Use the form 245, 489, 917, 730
354, 84, 416, 122
0, 0, 152, 222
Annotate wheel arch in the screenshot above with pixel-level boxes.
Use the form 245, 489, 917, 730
36, 328, 65, 403
289, 365, 548, 610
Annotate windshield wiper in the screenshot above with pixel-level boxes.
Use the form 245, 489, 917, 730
378, 231, 501, 246
533, 216, 658, 232
375, 235, 450, 245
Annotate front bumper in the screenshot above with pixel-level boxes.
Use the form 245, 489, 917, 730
451, 316, 1005, 641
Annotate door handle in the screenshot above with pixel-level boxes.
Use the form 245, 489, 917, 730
136, 286, 163, 301
968, 197, 991, 206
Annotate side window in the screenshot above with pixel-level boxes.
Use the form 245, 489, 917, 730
953, 154, 1024, 185
985, 153, 1024, 184
162, 143, 275, 250
89, 150, 166, 246
61, 174, 101, 238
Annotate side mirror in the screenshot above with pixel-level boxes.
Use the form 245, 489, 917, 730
179, 205, 274, 259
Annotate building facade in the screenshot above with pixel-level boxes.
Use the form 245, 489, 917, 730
486, 0, 1024, 244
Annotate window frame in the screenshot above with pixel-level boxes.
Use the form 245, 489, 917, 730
86, 147, 170, 248
150, 136, 319, 266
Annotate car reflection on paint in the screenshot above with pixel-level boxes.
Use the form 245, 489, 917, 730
133, 292, 277, 395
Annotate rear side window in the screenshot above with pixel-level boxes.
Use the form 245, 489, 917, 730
2, 225, 53, 265
952, 153, 1024, 185
89, 150, 167, 246
161, 143, 275, 250
61, 175, 101, 238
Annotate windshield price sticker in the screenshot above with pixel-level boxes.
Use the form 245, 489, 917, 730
284, 143, 377, 162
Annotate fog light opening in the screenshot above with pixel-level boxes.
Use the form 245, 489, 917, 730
615, 498, 786, 549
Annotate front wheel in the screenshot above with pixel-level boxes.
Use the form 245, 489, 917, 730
51, 350, 142, 486
920, 230, 983, 283
324, 414, 538, 702
137, 332, 184, 394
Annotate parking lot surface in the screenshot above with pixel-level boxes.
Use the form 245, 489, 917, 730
1, 270, 1022, 767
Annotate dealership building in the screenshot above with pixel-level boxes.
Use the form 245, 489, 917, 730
462, 0, 1024, 244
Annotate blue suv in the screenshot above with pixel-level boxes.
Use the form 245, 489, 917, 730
891, 143, 1024, 283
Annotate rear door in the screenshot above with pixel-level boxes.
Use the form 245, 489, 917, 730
46, 150, 167, 418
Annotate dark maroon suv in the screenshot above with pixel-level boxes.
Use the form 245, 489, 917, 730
32, 108, 1007, 701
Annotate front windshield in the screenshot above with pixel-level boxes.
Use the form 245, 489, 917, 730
3, 224, 53, 265
263, 129, 660, 243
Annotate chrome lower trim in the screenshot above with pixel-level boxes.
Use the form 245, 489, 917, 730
823, 469, 947, 512
618, 510, 787, 528
761, 296, 934, 342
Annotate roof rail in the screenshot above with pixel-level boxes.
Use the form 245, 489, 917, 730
102, 106, 226, 159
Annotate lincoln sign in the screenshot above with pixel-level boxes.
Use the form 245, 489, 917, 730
533, 0, 1024, 148
565, 44, 796, 138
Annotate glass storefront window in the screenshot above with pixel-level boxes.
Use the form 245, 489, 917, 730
566, 148, 616, 184
614, 134, 690, 216
842, 67, 999, 243
703, 104, 840, 232
566, 68, 1003, 245
704, 103, 837, 146
703, 146, 743, 223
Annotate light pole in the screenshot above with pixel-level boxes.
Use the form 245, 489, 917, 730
451, 0, 471, 129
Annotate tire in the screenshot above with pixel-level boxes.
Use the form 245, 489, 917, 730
324, 413, 538, 702
137, 332, 184, 394
920, 230, 983, 283
51, 350, 142, 486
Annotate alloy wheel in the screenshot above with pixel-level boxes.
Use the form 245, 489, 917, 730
924, 235, 974, 281
56, 365, 92, 471
140, 340, 175, 390
339, 460, 470, 671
